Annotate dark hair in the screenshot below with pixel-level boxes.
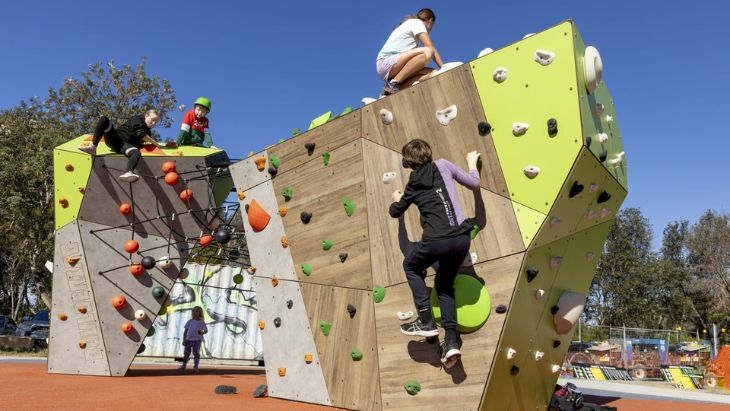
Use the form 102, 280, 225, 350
401, 139, 432, 169
400, 8, 436, 25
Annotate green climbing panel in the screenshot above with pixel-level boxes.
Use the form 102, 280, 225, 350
54, 148, 93, 230
431, 274, 491, 333
512, 202, 547, 249
471, 21, 583, 214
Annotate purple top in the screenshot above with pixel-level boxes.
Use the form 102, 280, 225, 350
435, 158, 480, 224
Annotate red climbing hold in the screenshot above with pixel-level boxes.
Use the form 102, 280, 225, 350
112, 295, 126, 309
247, 199, 271, 232
161, 161, 176, 174
199, 234, 213, 247
179, 188, 194, 201
124, 240, 139, 254
129, 263, 144, 277
119, 203, 132, 215
164, 172, 179, 186
121, 322, 133, 334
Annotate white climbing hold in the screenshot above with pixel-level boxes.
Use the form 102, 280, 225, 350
598, 133, 609, 143
512, 122, 529, 136
434, 62, 463, 76
596, 103, 605, 114
604, 114, 614, 123
493, 67, 508, 83
379, 108, 393, 125
551, 364, 562, 374
462, 251, 478, 267
478, 47, 494, 57
523, 33, 536, 39
535, 289, 545, 299
554, 291, 587, 335
586, 252, 595, 262
589, 183, 600, 193
586, 209, 597, 221
534, 50, 556, 66
600, 208, 612, 219
550, 256, 562, 269
507, 348, 517, 360
361, 97, 377, 105
549, 217, 561, 228
436, 105, 458, 126
534, 351, 545, 361
382, 171, 396, 184
584, 46, 603, 94
397, 311, 414, 321
470, 252, 478, 265
159, 256, 173, 269
523, 166, 540, 179
135, 310, 147, 321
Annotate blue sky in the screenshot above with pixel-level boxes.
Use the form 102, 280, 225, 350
2, 1, 728, 248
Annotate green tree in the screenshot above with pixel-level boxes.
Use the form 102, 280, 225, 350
652, 220, 691, 328
0, 58, 176, 320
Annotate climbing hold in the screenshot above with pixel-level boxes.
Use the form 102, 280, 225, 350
549, 217, 561, 228
121, 322, 133, 334
164, 172, 179, 186
347, 304, 356, 318
78, 186, 85, 193
244, 204, 249, 213
271, 277, 279, 287
304, 354, 313, 364
152, 286, 165, 299
569, 181, 584, 198
373, 286, 386, 303
534, 49, 556, 66
119, 203, 132, 215
510, 365, 520, 375
436, 105, 458, 126
512, 122, 529, 136
78, 340, 87, 349
322, 152, 331, 166
589, 183, 600, 193
534, 351, 545, 361
278, 368, 286, 377
280, 236, 289, 248
478, 47, 494, 57
278, 206, 288, 217
247, 200, 271, 232
550, 257, 562, 269
339, 252, 348, 263
351, 349, 363, 361
382, 172, 396, 184
554, 291, 587, 334
321, 239, 333, 251
258, 321, 265, 330
252, 384, 268, 398
319, 321, 332, 336
526, 267, 539, 282
268, 166, 278, 176
300, 211, 312, 224
65, 164, 74, 171
269, 155, 281, 169
57, 313, 67, 321
547, 118, 558, 137
397, 311, 414, 321
584, 46, 603, 94
379, 108, 393, 125
77, 305, 87, 314
236, 191, 246, 201
551, 305, 560, 315
605, 115, 614, 123
523, 166, 540, 179
301, 263, 312, 276
161, 161, 176, 174
600, 208, 611, 219
282, 186, 293, 201
551, 364, 562, 374
535, 289, 545, 299
135, 310, 147, 321
286, 300, 293, 309
585, 136, 592, 147
179, 188, 194, 201
129, 264, 144, 277
124, 239, 139, 253
59, 197, 69, 208
495, 304, 507, 314
597, 190, 611, 203
598, 132, 609, 144
470, 224, 480, 240
273, 317, 281, 328
138, 344, 146, 353
553, 340, 561, 348
214, 227, 231, 244
342, 198, 355, 216
586, 209, 597, 221
586, 252, 595, 262
506, 348, 517, 360
159, 256, 172, 269
215, 385, 237, 395
493, 67, 508, 83
248, 266, 256, 274
66, 256, 80, 265
141, 256, 156, 269
304, 142, 315, 155
478, 121, 492, 136
199, 234, 213, 247
254, 156, 266, 171
404, 380, 421, 396
233, 274, 243, 284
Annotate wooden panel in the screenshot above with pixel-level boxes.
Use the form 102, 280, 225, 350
300, 283, 381, 411
271, 140, 371, 289
268, 110, 362, 176
361, 66, 508, 197
375, 254, 522, 410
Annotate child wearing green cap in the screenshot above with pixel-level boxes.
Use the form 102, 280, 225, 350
176, 97, 214, 147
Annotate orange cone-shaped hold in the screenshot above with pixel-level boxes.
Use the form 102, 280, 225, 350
161, 161, 176, 174
119, 203, 132, 215
124, 239, 139, 253
199, 234, 213, 247
66, 256, 80, 265
247, 200, 271, 232
121, 322, 133, 334
164, 172, 179, 186
129, 263, 144, 277
112, 295, 126, 309
179, 188, 193, 201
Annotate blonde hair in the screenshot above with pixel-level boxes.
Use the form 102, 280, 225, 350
145, 109, 160, 118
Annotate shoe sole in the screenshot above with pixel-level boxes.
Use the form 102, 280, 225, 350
119, 176, 139, 183
400, 328, 439, 338
441, 348, 462, 368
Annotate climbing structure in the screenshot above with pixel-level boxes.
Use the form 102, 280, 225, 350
230, 20, 627, 410
49, 137, 233, 376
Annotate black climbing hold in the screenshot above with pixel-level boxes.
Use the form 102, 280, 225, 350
510, 365, 520, 375
495, 304, 508, 314
245, 204, 250, 213
597, 190, 611, 204
152, 286, 165, 299
141, 256, 156, 270
526, 267, 539, 283
286, 299, 293, 309
274, 317, 281, 327
339, 252, 348, 263
230, 249, 240, 260
305, 142, 315, 155
553, 340, 561, 348
599, 148, 608, 162
214, 227, 231, 244
137, 344, 146, 354
268, 166, 278, 176
300, 211, 312, 224
478, 121, 492, 136
585, 136, 592, 147
551, 305, 559, 315
569, 181, 584, 198
252, 384, 268, 398
215, 385, 238, 395
347, 304, 356, 318
547, 118, 558, 137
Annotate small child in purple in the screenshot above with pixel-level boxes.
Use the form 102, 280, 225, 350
389, 139, 480, 367
179, 306, 208, 373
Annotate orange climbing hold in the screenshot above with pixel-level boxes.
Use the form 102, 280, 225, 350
121, 322, 133, 334
271, 277, 279, 287
78, 186, 85, 193
179, 188, 194, 201
258, 321, 265, 330
124, 239, 139, 253
57, 313, 68, 321
77, 305, 87, 314
112, 295, 126, 309
237, 190, 246, 200
278, 207, 288, 217
59, 197, 68, 208
247, 200, 271, 232
164, 172, 179, 186
66, 256, 80, 265
304, 354, 313, 364
78, 340, 87, 349
278, 368, 286, 377
65, 164, 74, 171
161, 161, 176, 174
254, 157, 266, 171
119, 203, 132, 215
281, 236, 289, 248
129, 264, 144, 276
199, 234, 213, 247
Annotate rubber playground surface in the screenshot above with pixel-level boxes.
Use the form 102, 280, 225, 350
1, 360, 728, 411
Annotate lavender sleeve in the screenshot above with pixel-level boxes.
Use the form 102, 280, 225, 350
435, 159, 481, 225
440, 159, 480, 189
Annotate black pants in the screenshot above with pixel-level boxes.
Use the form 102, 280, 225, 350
93, 116, 140, 172
404, 233, 471, 330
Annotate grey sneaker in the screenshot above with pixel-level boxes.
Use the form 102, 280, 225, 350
388, 79, 401, 93
400, 318, 438, 337
439, 339, 461, 368
79, 144, 97, 155
119, 171, 140, 183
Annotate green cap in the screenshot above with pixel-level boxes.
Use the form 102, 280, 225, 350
194, 97, 211, 111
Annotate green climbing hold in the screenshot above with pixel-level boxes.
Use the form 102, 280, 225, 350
282, 187, 293, 201
158, 305, 167, 315
373, 286, 386, 303
351, 348, 363, 361
339, 107, 353, 117
404, 380, 421, 395
470, 223, 480, 240
343, 198, 355, 217
431, 274, 491, 332
322, 152, 331, 166
301, 263, 312, 276
321, 239, 333, 251
292, 128, 300, 136
233, 274, 244, 284
278, 138, 285, 143
147, 327, 155, 337
152, 286, 165, 299
309, 111, 332, 130
319, 321, 332, 336
269, 155, 281, 169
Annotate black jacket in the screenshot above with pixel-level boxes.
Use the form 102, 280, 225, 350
115, 115, 151, 147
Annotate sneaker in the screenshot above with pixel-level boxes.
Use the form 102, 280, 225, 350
439, 339, 461, 368
388, 79, 401, 93
119, 171, 140, 183
400, 318, 438, 337
178, 365, 186, 371
79, 144, 97, 155
193, 367, 200, 373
